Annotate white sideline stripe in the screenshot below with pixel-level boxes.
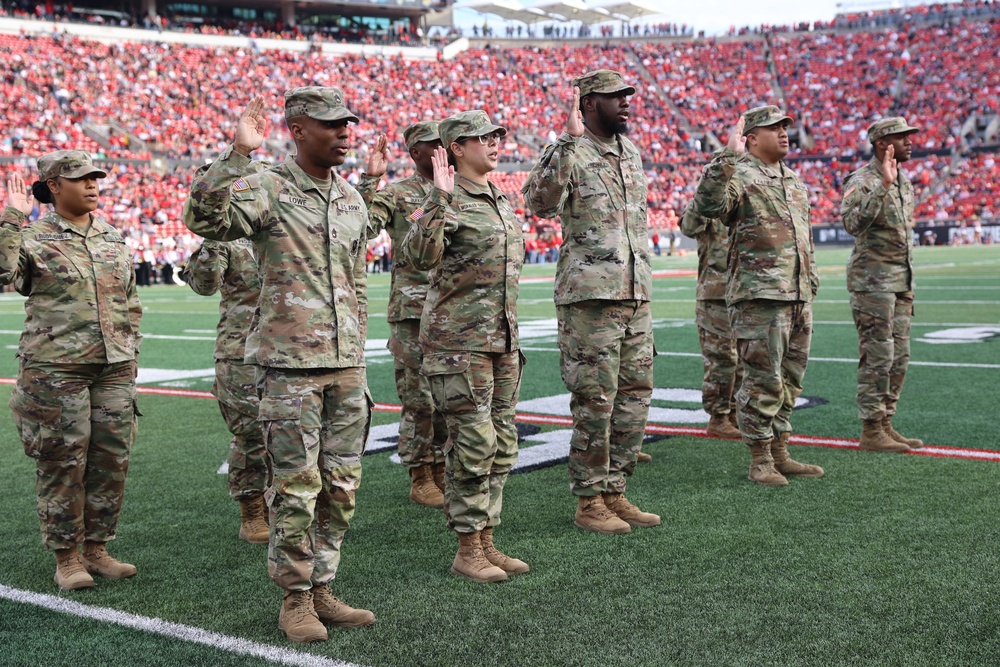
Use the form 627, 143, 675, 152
0, 584, 365, 667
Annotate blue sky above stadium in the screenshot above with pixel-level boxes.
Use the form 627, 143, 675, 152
454, 0, 939, 36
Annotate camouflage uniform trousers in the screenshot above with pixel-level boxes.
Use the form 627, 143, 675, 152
850, 291, 914, 421
388, 319, 448, 468
422, 350, 524, 533
9, 360, 138, 551
213, 359, 269, 498
257, 366, 371, 592
729, 299, 812, 443
696, 298, 743, 416
557, 300, 654, 496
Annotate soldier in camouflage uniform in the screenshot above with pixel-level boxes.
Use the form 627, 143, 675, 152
1, 153, 142, 590
184, 90, 375, 642
355, 122, 449, 509
691, 106, 824, 486
522, 70, 660, 535
403, 111, 528, 583
679, 204, 742, 440
842, 117, 924, 454
183, 196, 272, 542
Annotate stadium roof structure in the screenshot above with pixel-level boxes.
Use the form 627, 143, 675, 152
458, 0, 552, 23
456, 0, 663, 24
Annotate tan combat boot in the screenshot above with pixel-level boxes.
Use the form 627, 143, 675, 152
409, 465, 444, 509
882, 416, 924, 449
81, 542, 137, 579
706, 413, 742, 439
279, 589, 328, 642
238, 494, 270, 544
431, 461, 446, 493
636, 451, 652, 463
859, 419, 909, 453
451, 532, 508, 583
771, 433, 824, 477
54, 548, 95, 590
480, 527, 529, 574
574, 495, 631, 535
312, 585, 376, 628
747, 440, 789, 486
602, 493, 661, 528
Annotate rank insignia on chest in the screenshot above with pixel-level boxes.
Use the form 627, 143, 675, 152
36, 233, 72, 241
408, 207, 425, 221
232, 178, 250, 193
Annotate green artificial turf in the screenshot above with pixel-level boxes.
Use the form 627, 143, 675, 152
0, 245, 997, 667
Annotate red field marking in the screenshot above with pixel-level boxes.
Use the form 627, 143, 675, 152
2, 380, 991, 462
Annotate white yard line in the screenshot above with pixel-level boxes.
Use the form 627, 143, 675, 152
0, 584, 366, 667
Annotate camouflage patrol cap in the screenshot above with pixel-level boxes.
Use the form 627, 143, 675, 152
572, 69, 636, 97
439, 111, 507, 148
403, 121, 441, 150
37, 150, 107, 181
283, 86, 359, 123
867, 117, 920, 144
742, 105, 793, 135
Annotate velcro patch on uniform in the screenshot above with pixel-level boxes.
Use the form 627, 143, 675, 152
408, 207, 425, 221
586, 161, 609, 170
232, 178, 251, 193
337, 202, 363, 213
459, 202, 489, 211
36, 233, 72, 241
402, 196, 425, 204
236, 238, 253, 247
844, 185, 856, 199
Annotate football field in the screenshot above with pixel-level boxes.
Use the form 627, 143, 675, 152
0, 245, 997, 666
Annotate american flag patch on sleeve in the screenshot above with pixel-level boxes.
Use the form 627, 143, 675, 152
844, 185, 855, 199
408, 207, 425, 222
232, 178, 250, 193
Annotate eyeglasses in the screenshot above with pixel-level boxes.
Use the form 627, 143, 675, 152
474, 131, 504, 145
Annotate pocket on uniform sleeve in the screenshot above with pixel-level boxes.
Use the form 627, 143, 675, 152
9, 385, 64, 459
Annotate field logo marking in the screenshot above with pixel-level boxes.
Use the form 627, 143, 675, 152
916, 326, 1000, 344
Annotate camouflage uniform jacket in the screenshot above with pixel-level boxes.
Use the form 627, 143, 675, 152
184, 238, 261, 361
841, 157, 915, 293
184, 145, 368, 369
679, 204, 729, 301
521, 129, 651, 306
402, 176, 523, 353
0, 207, 142, 363
356, 172, 434, 322
692, 147, 819, 305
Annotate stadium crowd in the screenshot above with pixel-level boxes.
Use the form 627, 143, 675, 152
1, 3, 998, 268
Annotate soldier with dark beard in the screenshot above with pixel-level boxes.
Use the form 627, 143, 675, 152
523, 70, 660, 535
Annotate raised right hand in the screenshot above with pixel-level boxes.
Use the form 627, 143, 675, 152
234, 96, 267, 156
5, 173, 34, 215
880, 144, 898, 187
566, 86, 584, 137
727, 116, 747, 152
431, 146, 454, 194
